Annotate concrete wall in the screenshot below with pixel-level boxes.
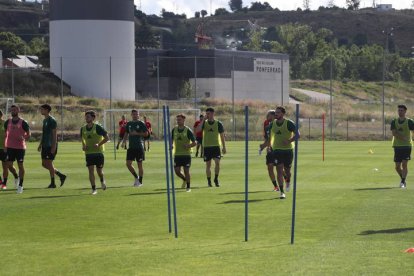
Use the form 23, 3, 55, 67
190, 58, 290, 104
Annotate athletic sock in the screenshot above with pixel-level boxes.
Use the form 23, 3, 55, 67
13, 173, 18, 179
272, 180, 277, 187
132, 172, 138, 179
3, 178, 7, 185
100, 176, 104, 183
51, 177, 55, 185
187, 182, 190, 189
139, 176, 143, 183
19, 178, 24, 187
55, 170, 63, 178
207, 177, 211, 185
402, 177, 406, 183
214, 174, 219, 182
278, 183, 284, 193
92, 185, 96, 190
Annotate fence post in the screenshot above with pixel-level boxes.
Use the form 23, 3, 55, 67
308, 117, 311, 141
346, 118, 349, 141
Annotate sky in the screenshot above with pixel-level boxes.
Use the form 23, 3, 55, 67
136, 0, 413, 17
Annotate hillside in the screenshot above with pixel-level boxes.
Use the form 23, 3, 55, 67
186, 8, 414, 55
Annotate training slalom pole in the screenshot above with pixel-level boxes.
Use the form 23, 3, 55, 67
322, 113, 325, 161
244, 106, 249, 242
166, 106, 178, 238
162, 106, 172, 233
290, 104, 300, 245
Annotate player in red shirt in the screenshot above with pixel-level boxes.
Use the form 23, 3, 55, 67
143, 116, 152, 151
116, 115, 127, 150
193, 114, 204, 157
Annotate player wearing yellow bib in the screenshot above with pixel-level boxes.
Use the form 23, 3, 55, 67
81, 110, 109, 195
172, 114, 196, 192
390, 105, 414, 188
263, 106, 300, 199
196, 107, 226, 187
0, 110, 19, 190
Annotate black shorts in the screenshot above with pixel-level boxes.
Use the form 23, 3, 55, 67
119, 132, 125, 139
266, 150, 274, 165
394, 147, 411, 163
127, 148, 145, 162
0, 150, 7, 162
272, 150, 293, 167
85, 153, 104, 168
144, 133, 151, 141
7, 148, 25, 163
41, 146, 57, 160
196, 137, 202, 144
203, 146, 221, 162
174, 155, 191, 167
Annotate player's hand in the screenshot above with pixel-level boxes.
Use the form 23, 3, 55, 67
94, 144, 100, 148
37, 144, 42, 152
259, 143, 266, 151
222, 146, 226, 154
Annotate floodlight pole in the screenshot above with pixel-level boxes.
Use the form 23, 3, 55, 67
162, 106, 172, 233
382, 28, 393, 140
329, 55, 333, 139
11, 57, 15, 100
157, 56, 160, 139
244, 106, 249, 242
60, 56, 64, 141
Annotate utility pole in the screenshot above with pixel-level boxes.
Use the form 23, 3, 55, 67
382, 27, 393, 140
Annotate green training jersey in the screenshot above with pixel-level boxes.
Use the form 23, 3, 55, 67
125, 120, 148, 150
81, 123, 107, 154
172, 126, 195, 156
41, 116, 57, 147
391, 118, 414, 148
269, 119, 296, 151
202, 120, 224, 148
0, 119, 5, 149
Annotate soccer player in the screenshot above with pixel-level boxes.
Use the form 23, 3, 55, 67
116, 115, 127, 150
262, 106, 299, 199
4, 105, 31, 194
0, 110, 19, 190
259, 110, 280, 191
81, 110, 109, 195
172, 114, 196, 192
390, 104, 414, 188
193, 114, 204, 158
196, 107, 226, 187
121, 109, 148, 187
143, 116, 152, 151
38, 104, 67, 188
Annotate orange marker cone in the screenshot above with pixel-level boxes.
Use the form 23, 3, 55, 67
404, 248, 414, 253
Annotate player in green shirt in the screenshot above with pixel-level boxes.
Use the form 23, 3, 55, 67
121, 109, 148, 187
261, 106, 300, 199
171, 114, 196, 192
390, 104, 414, 188
196, 107, 226, 187
38, 104, 67, 189
0, 109, 19, 190
81, 110, 109, 195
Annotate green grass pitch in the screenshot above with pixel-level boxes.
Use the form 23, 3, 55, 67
0, 141, 413, 275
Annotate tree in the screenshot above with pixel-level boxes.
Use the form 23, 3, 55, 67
0, 32, 27, 58
214, 8, 230, 16
201, 10, 208, 17
346, 0, 360, 10
135, 21, 159, 48
303, 0, 310, 10
228, 0, 243, 12
28, 37, 47, 56
249, 2, 272, 11
195, 11, 200, 18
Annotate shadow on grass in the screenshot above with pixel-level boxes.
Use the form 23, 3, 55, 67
25, 195, 82, 199
359, 227, 414, 235
153, 186, 210, 191
219, 198, 282, 204
354, 187, 397, 191
220, 191, 271, 195
75, 186, 126, 190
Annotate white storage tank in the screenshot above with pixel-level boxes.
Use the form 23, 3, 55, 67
49, 0, 135, 100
